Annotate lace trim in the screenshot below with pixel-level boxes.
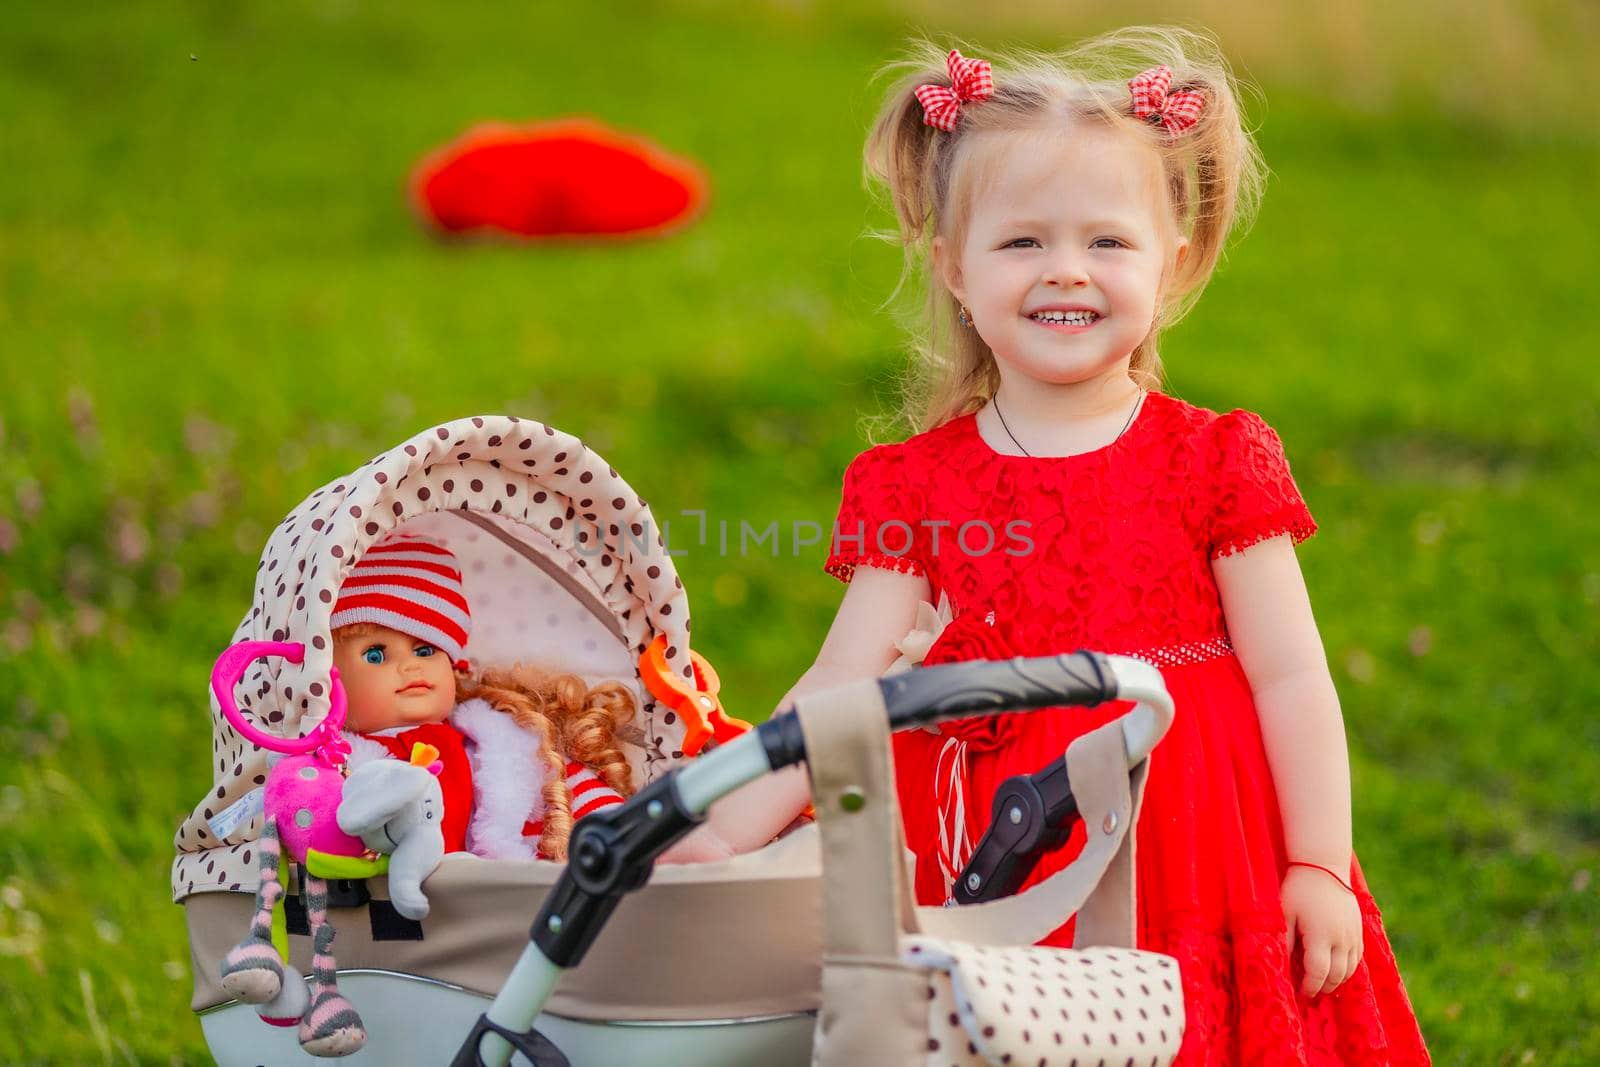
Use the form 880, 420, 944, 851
1211, 509, 1318, 560
1122, 635, 1234, 668
824, 552, 927, 582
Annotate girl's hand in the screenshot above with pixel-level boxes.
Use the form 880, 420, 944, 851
1281, 864, 1363, 997
657, 823, 736, 864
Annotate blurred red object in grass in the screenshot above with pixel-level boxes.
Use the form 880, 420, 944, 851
410, 118, 708, 240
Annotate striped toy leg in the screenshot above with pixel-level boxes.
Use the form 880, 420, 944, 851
296, 875, 366, 1057
219, 819, 286, 1004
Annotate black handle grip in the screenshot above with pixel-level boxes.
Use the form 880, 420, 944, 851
880, 651, 1116, 730
758, 652, 1117, 771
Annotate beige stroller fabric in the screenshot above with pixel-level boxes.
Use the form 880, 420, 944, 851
172, 415, 698, 901
185, 839, 825, 1019
793, 677, 1183, 1066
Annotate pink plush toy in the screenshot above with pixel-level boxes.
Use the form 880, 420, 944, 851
263, 752, 368, 869
211, 640, 444, 1058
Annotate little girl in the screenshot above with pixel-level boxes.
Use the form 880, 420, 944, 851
674, 28, 1431, 1065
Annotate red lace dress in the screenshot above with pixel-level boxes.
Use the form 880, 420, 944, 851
825, 392, 1430, 1066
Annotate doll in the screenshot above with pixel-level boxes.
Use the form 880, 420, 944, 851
327, 532, 638, 868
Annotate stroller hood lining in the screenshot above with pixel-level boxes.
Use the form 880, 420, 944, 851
450, 509, 625, 643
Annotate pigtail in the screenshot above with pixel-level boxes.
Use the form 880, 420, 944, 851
864, 54, 943, 254
1164, 59, 1265, 307
554, 680, 637, 797
864, 40, 1006, 439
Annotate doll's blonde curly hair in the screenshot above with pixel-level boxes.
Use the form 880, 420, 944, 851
455, 663, 637, 862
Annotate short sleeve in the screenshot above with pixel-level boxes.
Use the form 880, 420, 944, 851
1206, 409, 1317, 559
824, 444, 928, 582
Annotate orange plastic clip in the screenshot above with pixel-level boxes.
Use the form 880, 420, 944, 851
638, 634, 753, 757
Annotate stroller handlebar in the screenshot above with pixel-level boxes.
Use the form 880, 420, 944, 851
883, 650, 1120, 728
756, 652, 1174, 777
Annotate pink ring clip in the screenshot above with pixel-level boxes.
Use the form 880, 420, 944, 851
211, 640, 348, 761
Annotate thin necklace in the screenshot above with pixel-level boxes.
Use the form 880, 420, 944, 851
992, 389, 1145, 458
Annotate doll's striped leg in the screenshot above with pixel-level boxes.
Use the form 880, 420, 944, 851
296, 875, 366, 1057
219, 819, 286, 1003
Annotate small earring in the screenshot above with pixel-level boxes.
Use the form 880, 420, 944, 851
957, 305, 972, 327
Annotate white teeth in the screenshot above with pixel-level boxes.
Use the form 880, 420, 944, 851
1031, 310, 1099, 325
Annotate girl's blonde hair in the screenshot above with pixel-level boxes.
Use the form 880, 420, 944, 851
865, 27, 1267, 433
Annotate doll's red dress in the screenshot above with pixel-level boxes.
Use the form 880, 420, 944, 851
825, 391, 1430, 1066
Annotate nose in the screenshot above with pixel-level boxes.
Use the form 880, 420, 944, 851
1041, 250, 1090, 289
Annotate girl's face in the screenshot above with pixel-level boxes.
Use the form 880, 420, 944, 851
936, 123, 1187, 391
332, 624, 457, 733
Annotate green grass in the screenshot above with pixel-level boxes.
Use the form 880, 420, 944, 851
2, 2, 1597, 1062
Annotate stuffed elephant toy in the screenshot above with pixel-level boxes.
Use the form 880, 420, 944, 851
336, 758, 446, 920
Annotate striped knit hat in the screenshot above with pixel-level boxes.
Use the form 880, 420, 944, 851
330, 534, 472, 667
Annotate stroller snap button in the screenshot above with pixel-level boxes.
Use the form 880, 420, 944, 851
1103, 812, 1119, 834
839, 787, 866, 812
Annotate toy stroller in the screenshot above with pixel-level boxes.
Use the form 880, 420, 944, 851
175, 415, 1180, 1065
450, 650, 1180, 1067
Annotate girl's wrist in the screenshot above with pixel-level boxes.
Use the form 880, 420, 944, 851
1286, 859, 1355, 895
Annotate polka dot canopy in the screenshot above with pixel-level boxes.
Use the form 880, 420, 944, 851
172, 415, 696, 903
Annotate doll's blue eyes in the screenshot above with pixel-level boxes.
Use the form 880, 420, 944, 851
359, 643, 435, 664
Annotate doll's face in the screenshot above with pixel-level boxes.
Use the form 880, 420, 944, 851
332, 624, 457, 733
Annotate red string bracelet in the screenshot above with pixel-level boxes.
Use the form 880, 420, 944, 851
1287, 860, 1356, 895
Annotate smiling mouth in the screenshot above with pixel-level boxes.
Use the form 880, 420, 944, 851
1028, 310, 1101, 326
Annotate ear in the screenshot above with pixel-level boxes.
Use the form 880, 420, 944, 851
931, 234, 967, 307
1172, 238, 1190, 274
337, 760, 432, 835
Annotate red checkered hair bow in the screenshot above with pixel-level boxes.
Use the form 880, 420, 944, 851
914, 50, 995, 132
1128, 64, 1205, 135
